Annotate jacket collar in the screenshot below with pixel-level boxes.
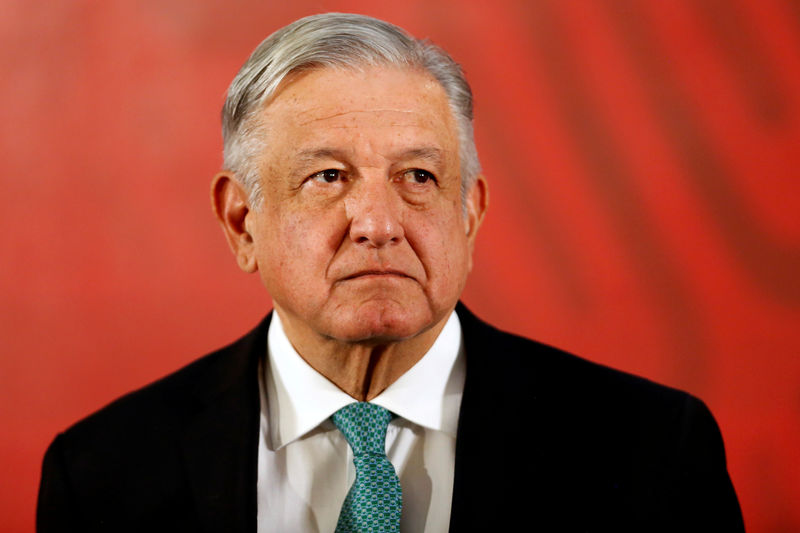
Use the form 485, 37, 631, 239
180, 314, 270, 533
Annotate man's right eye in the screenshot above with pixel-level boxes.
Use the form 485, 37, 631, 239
310, 169, 343, 183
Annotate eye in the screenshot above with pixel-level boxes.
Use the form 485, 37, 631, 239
402, 169, 437, 185
310, 169, 345, 183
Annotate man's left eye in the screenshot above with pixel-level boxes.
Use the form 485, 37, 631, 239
402, 169, 436, 185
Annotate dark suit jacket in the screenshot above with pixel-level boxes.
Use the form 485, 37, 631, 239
38, 303, 744, 532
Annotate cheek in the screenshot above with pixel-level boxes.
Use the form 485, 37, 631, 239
284, 208, 348, 261
410, 209, 470, 284
260, 208, 344, 283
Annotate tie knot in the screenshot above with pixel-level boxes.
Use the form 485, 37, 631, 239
332, 402, 393, 456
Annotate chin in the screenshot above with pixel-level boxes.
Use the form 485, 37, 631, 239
325, 300, 436, 343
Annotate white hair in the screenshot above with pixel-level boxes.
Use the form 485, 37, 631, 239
221, 13, 481, 206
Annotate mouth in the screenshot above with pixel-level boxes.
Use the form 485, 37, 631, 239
342, 269, 413, 281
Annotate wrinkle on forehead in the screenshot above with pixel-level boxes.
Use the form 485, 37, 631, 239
296, 108, 428, 126
257, 66, 460, 173
260, 67, 455, 136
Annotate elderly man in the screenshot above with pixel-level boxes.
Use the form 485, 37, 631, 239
38, 13, 744, 532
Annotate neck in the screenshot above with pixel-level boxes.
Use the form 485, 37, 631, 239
275, 310, 449, 401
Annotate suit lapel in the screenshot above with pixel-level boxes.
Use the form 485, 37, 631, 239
180, 315, 270, 533
450, 303, 497, 529
449, 303, 545, 530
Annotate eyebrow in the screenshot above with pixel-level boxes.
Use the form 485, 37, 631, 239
293, 146, 445, 166
295, 148, 346, 165
398, 147, 444, 166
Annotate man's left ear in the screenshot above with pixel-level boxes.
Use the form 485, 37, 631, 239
465, 174, 489, 248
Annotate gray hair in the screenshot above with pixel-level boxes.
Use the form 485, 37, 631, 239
221, 13, 481, 206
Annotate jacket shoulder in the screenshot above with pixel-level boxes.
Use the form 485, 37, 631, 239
452, 303, 744, 530
38, 317, 269, 530
458, 302, 691, 409
57, 316, 267, 446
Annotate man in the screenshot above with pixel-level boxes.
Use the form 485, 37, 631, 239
37, 13, 744, 532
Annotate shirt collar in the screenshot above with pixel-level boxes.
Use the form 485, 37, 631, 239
265, 310, 465, 450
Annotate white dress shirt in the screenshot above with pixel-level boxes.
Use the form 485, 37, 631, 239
256, 311, 465, 532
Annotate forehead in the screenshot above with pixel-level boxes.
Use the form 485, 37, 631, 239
257, 65, 459, 156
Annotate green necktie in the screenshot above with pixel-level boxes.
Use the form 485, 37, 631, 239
332, 402, 403, 532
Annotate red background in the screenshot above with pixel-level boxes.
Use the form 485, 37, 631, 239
2, 1, 799, 531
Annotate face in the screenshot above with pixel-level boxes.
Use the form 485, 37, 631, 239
238, 66, 485, 346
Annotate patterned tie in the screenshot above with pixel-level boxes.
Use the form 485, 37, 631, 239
332, 402, 403, 532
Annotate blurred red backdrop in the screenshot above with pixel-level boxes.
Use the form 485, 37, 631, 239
1, 1, 799, 531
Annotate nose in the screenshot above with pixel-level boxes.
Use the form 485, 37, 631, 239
346, 178, 404, 248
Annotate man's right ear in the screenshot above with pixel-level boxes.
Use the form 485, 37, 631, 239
211, 172, 258, 273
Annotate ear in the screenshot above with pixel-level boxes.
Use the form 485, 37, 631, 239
211, 172, 258, 273
464, 174, 489, 251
